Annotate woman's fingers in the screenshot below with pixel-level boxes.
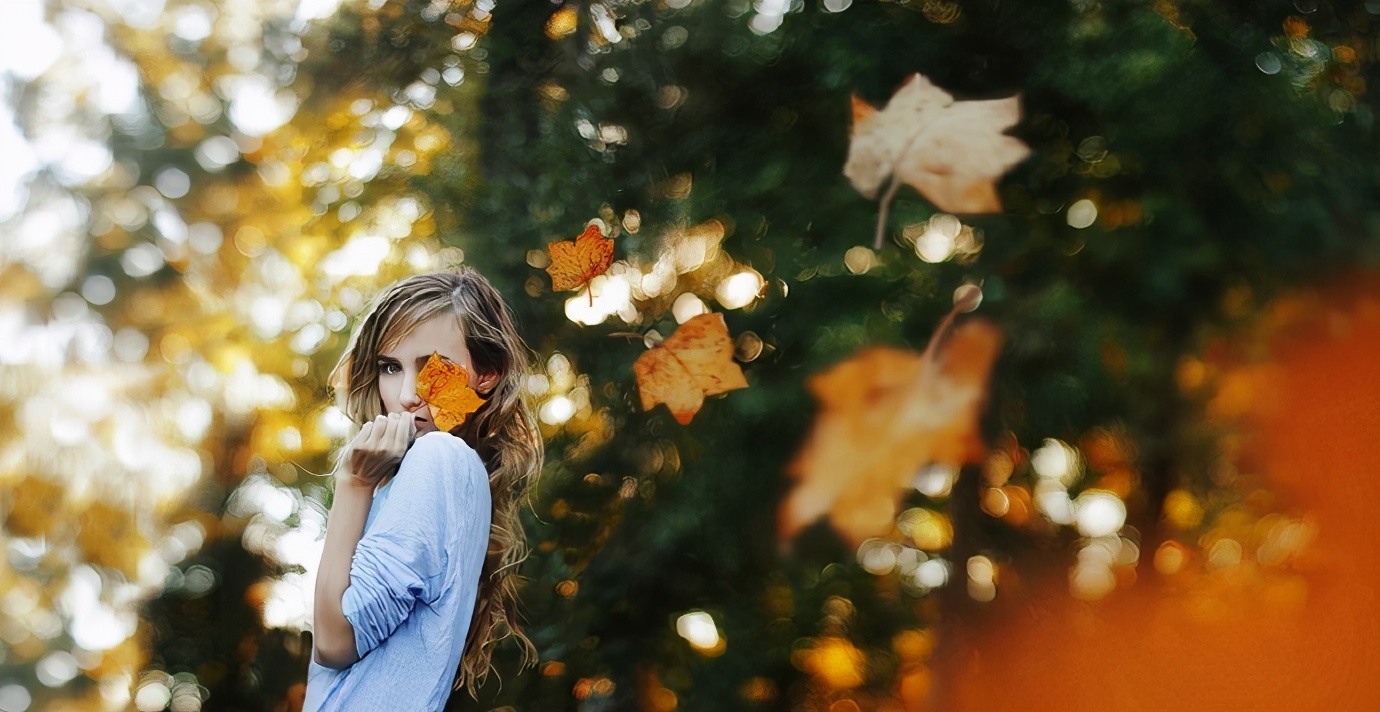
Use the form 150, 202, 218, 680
376, 413, 409, 456
393, 415, 411, 453
387, 413, 406, 447
353, 413, 411, 461
343, 414, 418, 487
394, 416, 408, 455
366, 414, 390, 447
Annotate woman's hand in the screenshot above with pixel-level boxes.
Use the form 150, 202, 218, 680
338, 412, 417, 490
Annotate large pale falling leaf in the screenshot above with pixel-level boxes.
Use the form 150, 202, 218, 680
779, 317, 1003, 547
844, 72, 1029, 215
417, 352, 486, 431
634, 313, 749, 425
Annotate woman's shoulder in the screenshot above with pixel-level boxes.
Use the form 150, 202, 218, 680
410, 430, 476, 456
401, 432, 487, 487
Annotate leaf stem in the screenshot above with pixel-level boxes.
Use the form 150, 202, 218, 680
873, 173, 902, 250
920, 303, 960, 367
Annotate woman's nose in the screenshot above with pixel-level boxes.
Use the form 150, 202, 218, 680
399, 381, 424, 409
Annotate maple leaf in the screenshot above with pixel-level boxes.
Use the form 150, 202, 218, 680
634, 312, 749, 425
778, 310, 1003, 547
844, 72, 1030, 248
417, 352, 486, 431
546, 224, 615, 305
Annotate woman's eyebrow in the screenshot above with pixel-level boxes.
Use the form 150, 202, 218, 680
415, 354, 451, 367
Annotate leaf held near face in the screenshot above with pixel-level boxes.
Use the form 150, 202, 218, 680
633, 312, 749, 425
779, 317, 1003, 547
417, 352, 486, 431
546, 224, 616, 294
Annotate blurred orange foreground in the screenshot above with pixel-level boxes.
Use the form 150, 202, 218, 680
947, 282, 1380, 712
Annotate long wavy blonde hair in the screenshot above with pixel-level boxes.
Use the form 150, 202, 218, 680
328, 268, 542, 696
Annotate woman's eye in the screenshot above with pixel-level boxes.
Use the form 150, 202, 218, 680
377, 361, 401, 374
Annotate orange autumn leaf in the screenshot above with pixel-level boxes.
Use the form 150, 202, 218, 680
546, 224, 615, 296
417, 352, 486, 431
779, 314, 1003, 547
634, 312, 749, 425
845, 72, 1029, 248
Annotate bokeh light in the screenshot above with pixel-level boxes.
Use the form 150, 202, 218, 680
675, 611, 723, 654
1074, 490, 1127, 538
1066, 199, 1098, 228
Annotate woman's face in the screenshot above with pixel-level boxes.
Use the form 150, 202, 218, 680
376, 314, 488, 436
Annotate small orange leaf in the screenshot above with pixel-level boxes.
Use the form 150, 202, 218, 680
634, 313, 748, 425
546, 224, 615, 294
417, 352, 486, 431
779, 316, 1003, 547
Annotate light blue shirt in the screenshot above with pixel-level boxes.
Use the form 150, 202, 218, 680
304, 431, 491, 712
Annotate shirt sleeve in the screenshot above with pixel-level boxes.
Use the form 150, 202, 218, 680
340, 432, 482, 658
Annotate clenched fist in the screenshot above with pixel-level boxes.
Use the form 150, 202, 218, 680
338, 412, 417, 490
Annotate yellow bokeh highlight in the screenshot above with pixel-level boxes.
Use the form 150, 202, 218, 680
900, 508, 953, 551
1154, 540, 1190, 575
546, 5, 579, 40
1164, 489, 1205, 530
983, 449, 1015, 486
796, 637, 866, 690
77, 502, 150, 578
891, 629, 936, 662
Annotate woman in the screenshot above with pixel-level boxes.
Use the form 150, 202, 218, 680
305, 269, 542, 711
